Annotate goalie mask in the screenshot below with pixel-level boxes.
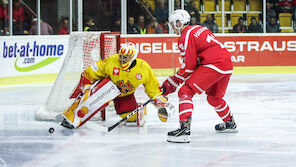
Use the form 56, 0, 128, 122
119, 42, 138, 70
168, 9, 191, 35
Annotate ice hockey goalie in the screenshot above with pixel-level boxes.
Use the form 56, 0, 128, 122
61, 42, 170, 129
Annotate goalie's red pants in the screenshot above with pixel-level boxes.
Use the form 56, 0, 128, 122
113, 94, 138, 114
178, 66, 232, 122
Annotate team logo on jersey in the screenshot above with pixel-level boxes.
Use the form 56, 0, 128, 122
179, 43, 184, 50
180, 63, 186, 69
136, 73, 142, 80
113, 68, 120, 75
116, 80, 134, 94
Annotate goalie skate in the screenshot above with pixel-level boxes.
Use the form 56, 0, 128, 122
62, 78, 120, 128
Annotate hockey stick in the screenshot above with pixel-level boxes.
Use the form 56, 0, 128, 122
84, 121, 108, 132
107, 91, 163, 132
76, 91, 162, 132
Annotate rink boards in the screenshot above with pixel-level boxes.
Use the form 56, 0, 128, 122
1, 34, 296, 85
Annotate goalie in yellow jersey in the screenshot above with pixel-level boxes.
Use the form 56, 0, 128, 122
61, 42, 171, 129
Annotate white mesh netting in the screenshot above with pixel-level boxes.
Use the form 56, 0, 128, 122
36, 31, 120, 121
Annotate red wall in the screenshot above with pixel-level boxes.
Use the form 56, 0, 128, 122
121, 35, 296, 68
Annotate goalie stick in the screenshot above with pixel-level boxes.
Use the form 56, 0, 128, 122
60, 92, 163, 132
107, 91, 162, 132
87, 92, 163, 132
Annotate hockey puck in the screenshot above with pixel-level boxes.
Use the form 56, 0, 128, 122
49, 127, 55, 133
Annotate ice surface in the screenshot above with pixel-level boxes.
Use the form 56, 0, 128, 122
0, 74, 296, 167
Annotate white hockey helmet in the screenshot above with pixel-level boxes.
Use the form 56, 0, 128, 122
118, 42, 138, 70
168, 9, 191, 32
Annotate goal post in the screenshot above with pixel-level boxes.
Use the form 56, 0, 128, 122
36, 31, 121, 121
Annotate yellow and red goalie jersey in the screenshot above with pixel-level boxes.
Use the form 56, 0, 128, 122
83, 54, 161, 98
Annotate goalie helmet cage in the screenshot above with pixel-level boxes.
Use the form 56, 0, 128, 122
36, 31, 121, 121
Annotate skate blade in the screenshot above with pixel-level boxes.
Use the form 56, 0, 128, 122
124, 121, 145, 127
125, 122, 137, 127
216, 128, 238, 133
167, 135, 190, 143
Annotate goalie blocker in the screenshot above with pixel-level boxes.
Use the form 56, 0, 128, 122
62, 78, 120, 128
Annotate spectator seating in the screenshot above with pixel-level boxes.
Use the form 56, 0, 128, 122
281, 29, 294, 32
214, 13, 228, 27
219, 29, 229, 33
203, 0, 216, 11
279, 13, 292, 27
248, 0, 261, 11
200, 13, 208, 24
230, 13, 243, 27
196, 0, 288, 33
218, 0, 231, 11
246, 13, 259, 25
193, 0, 201, 11
142, 0, 155, 11
233, 0, 246, 11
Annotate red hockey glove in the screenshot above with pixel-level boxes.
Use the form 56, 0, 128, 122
161, 76, 180, 96
70, 73, 92, 99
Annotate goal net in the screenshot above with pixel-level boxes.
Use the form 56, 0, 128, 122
36, 31, 120, 121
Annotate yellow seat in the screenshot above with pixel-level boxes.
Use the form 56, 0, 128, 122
246, 13, 259, 25
142, 0, 155, 11
230, 13, 243, 27
233, 0, 246, 11
281, 28, 294, 33
249, 0, 261, 11
193, 0, 201, 11
218, 0, 231, 11
219, 29, 229, 33
200, 13, 208, 24
203, 0, 216, 11
214, 13, 228, 27
279, 13, 292, 27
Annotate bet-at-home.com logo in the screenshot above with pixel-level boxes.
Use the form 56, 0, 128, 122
2, 41, 64, 72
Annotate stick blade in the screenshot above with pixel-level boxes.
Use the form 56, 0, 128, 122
84, 121, 108, 132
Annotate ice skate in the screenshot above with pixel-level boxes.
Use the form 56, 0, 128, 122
61, 118, 75, 129
167, 117, 191, 143
215, 116, 238, 133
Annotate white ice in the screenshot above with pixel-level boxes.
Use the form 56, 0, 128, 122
0, 74, 296, 167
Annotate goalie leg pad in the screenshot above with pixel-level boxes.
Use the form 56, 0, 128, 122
119, 112, 137, 122
70, 73, 92, 99
114, 94, 147, 127
120, 105, 147, 127
63, 78, 120, 128
63, 98, 81, 123
136, 105, 146, 126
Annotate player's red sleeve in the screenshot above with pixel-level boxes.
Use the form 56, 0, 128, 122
174, 27, 199, 84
